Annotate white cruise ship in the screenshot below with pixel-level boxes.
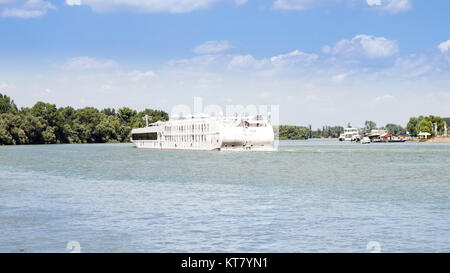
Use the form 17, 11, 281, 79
339, 127, 361, 141
131, 114, 275, 151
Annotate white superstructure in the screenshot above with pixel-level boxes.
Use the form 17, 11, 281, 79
131, 114, 275, 151
343, 127, 360, 141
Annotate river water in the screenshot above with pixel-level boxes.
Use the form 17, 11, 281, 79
0, 140, 449, 252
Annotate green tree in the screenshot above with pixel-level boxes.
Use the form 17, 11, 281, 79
0, 93, 18, 114
101, 108, 116, 116
418, 119, 433, 135
0, 93, 169, 145
134, 109, 169, 128
0, 127, 14, 145
407, 117, 419, 136
118, 107, 137, 125
407, 115, 446, 136
364, 120, 377, 132
31, 102, 59, 126
93, 116, 119, 143
42, 126, 57, 144
385, 124, 407, 135
277, 125, 309, 140
0, 113, 28, 144
20, 115, 47, 144
424, 115, 446, 134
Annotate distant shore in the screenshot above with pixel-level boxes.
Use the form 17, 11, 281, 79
407, 136, 450, 143
425, 136, 450, 143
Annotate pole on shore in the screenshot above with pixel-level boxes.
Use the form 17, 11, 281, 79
143, 115, 149, 127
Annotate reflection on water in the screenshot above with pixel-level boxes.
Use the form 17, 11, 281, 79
0, 140, 449, 252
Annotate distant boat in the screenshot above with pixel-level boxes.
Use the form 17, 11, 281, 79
341, 128, 360, 142
388, 139, 406, 143
361, 137, 371, 144
383, 133, 406, 143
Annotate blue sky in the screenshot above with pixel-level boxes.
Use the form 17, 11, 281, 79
0, 0, 449, 128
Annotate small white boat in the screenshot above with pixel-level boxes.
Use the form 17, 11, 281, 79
361, 137, 371, 144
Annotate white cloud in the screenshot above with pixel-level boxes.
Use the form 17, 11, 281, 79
168, 54, 224, 67
0, 81, 16, 90
270, 50, 318, 66
0, 0, 55, 18
4, 47, 450, 128
65, 0, 225, 13
322, 45, 332, 54
228, 55, 260, 69
61, 56, 119, 70
389, 54, 434, 78
234, 0, 248, 5
66, 0, 81, 6
327, 34, 399, 59
273, 0, 316, 10
228, 50, 317, 71
438, 40, 450, 53
331, 73, 349, 82
228, 54, 272, 71
273, 0, 411, 12
129, 70, 157, 81
366, 0, 411, 13
375, 94, 394, 101
366, 0, 382, 5
193, 40, 233, 55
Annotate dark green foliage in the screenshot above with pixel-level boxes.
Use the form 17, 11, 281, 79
385, 124, 407, 135
364, 120, 377, 131
310, 125, 344, 138
0, 93, 168, 145
276, 125, 343, 140
101, 108, 116, 116
276, 125, 310, 140
0, 93, 18, 114
407, 115, 446, 136
443, 118, 450, 127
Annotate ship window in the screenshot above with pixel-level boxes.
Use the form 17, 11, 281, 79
132, 132, 157, 140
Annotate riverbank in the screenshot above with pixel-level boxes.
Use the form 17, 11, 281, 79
427, 136, 450, 143
407, 136, 450, 143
